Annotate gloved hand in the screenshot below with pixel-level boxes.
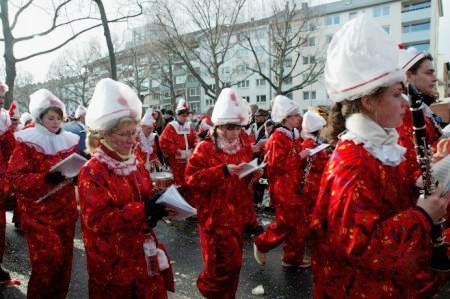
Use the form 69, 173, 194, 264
144, 190, 168, 228
44, 171, 66, 185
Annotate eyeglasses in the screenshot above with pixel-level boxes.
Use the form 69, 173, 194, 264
223, 124, 242, 131
113, 130, 138, 138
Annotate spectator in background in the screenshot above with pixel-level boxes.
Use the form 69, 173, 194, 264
63, 105, 89, 158
163, 110, 174, 128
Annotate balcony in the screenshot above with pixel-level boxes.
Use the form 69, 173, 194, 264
401, 30, 430, 44
402, 7, 430, 24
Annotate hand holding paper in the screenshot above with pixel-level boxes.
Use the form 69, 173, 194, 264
50, 153, 88, 178
155, 185, 197, 220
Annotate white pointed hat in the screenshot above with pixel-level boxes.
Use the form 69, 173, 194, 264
141, 108, 156, 126
302, 110, 326, 133
0, 81, 8, 94
176, 98, 189, 113
398, 46, 426, 71
29, 89, 66, 119
212, 88, 250, 126
75, 105, 88, 118
325, 14, 405, 102
271, 95, 300, 123
20, 112, 33, 125
8, 101, 20, 119
86, 78, 142, 131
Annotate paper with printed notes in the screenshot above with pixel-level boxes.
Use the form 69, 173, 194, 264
156, 185, 197, 220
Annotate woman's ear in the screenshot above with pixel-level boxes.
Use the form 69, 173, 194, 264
360, 96, 373, 114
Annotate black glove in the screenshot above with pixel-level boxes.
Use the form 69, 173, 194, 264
44, 171, 66, 185
144, 190, 168, 228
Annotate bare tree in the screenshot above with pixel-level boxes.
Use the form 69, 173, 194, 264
14, 69, 35, 111
152, 0, 248, 100
0, 0, 143, 107
241, 0, 326, 97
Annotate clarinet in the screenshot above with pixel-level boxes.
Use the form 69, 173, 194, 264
298, 137, 318, 194
408, 84, 450, 272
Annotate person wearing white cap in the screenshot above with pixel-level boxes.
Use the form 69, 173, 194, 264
135, 108, 161, 171
309, 15, 449, 298
159, 97, 198, 186
8, 101, 23, 132
63, 104, 89, 158
185, 88, 263, 298
78, 78, 173, 298
6, 89, 80, 296
253, 95, 311, 268
0, 81, 17, 286
299, 110, 330, 226
19, 112, 34, 127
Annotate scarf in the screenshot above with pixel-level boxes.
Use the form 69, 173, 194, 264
341, 113, 406, 166
216, 134, 241, 155
94, 144, 139, 176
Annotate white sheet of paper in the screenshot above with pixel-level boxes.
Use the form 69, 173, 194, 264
237, 158, 266, 179
156, 185, 197, 220
431, 155, 450, 194
309, 143, 330, 156
50, 153, 88, 178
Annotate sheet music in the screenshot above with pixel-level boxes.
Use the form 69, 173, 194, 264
237, 158, 266, 179
432, 155, 450, 194
309, 143, 330, 156
50, 153, 88, 178
156, 185, 197, 220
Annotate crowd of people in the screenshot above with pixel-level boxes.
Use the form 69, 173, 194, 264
0, 13, 450, 299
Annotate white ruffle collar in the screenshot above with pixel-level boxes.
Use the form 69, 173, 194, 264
341, 113, 406, 166
14, 123, 79, 155
0, 108, 11, 134
169, 121, 191, 134
215, 135, 241, 155
275, 126, 300, 140
93, 147, 139, 176
139, 130, 155, 154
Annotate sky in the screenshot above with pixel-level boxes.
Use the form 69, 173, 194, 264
1, 0, 450, 83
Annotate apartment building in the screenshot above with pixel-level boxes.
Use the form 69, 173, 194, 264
54, 0, 443, 115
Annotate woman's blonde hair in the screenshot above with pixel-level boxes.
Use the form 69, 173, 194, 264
85, 116, 138, 154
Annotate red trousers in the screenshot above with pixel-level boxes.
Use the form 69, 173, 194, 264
88, 277, 168, 299
26, 223, 75, 299
197, 226, 244, 299
0, 179, 7, 264
254, 205, 307, 265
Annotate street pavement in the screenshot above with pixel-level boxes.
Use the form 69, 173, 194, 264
1, 210, 450, 298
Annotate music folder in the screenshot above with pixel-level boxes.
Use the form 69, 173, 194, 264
50, 153, 88, 178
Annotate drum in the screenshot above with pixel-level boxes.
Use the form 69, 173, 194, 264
150, 171, 174, 190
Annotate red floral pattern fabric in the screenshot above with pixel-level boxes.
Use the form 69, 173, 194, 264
185, 136, 254, 298
7, 140, 78, 298
159, 122, 197, 186
310, 140, 436, 298
78, 145, 170, 298
254, 128, 308, 265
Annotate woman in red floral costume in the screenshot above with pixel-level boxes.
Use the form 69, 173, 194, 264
7, 89, 79, 298
253, 95, 310, 268
185, 88, 262, 299
309, 15, 449, 298
78, 79, 173, 299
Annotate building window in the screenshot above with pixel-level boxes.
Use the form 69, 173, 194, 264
255, 29, 266, 39
284, 58, 292, 68
256, 95, 267, 103
190, 88, 200, 96
237, 80, 250, 88
325, 15, 340, 26
304, 20, 316, 31
303, 56, 316, 65
382, 25, 391, 35
325, 34, 333, 44
140, 57, 149, 65
206, 98, 214, 106
164, 91, 170, 98
402, 2, 431, 13
256, 78, 266, 86
303, 90, 316, 101
349, 12, 357, 20
402, 22, 431, 33
283, 77, 292, 85
208, 84, 216, 92
304, 37, 315, 47
242, 96, 250, 102
373, 6, 390, 18
187, 75, 197, 82
221, 67, 231, 75
175, 75, 186, 85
